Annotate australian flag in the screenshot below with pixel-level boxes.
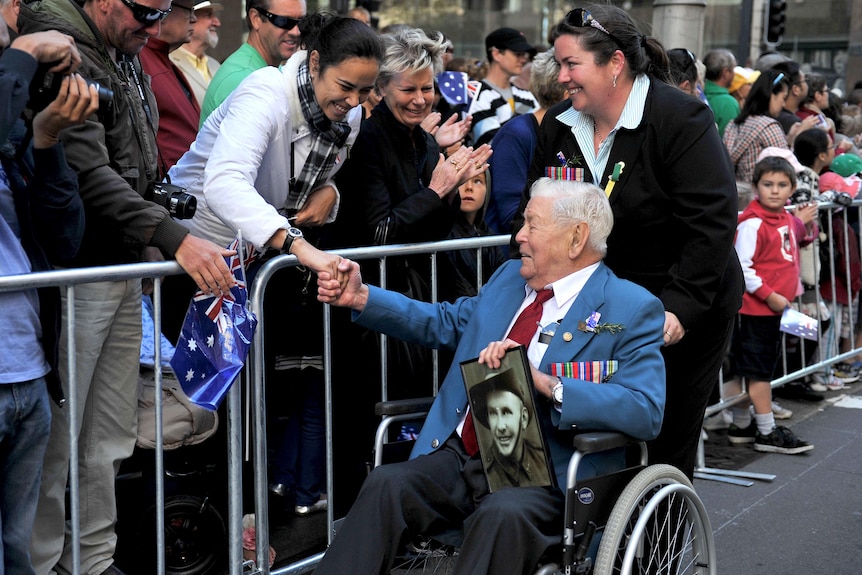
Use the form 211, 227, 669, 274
438, 71, 471, 106
780, 307, 819, 341
170, 236, 258, 410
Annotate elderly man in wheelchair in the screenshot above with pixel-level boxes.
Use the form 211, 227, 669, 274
315, 179, 714, 575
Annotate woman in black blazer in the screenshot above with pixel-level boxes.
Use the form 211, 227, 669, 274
514, 4, 744, 478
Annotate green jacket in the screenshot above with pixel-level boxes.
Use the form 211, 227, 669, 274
703, 80, 740, 138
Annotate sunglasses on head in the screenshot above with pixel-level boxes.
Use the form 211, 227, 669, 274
119, 0, 171, 24
564, 8, 625, 49
255, 8, 300, 30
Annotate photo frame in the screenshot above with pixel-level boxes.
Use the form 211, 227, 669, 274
461, 346, 553, 492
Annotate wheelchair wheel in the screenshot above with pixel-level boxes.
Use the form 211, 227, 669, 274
140, 494, 227, 575
389, 536, 458, 574
593, 464, 716, 575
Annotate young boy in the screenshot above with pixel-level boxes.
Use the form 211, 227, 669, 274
725, 156, 814, 454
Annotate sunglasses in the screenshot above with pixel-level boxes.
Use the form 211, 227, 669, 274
255, 8, 300, 30
119, 0, 171, 24
565, 8, 625, 49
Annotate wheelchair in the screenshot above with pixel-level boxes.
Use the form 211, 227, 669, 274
371, 398, 716, 575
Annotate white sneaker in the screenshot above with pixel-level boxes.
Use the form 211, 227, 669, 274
807, 378, 827, 392
812, 372, 845, 391
771, 401, 793, 420
703, 409, 732, 430
751, 402, 793, 419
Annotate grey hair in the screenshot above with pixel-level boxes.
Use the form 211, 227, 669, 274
703, 48, 737, 81
377, 27, 446, 89
529, 178, 613, 256
530, 48, 566, 109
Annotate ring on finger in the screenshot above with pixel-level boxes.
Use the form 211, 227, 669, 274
474, 162, 482, 170
449, 159, 459, 167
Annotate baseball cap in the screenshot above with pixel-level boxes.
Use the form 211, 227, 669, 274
757, 146, 804, 173
193, 1, 223, 11
485, 27, 535, 55
831, 153, 862, 178
729, 66, 760, 94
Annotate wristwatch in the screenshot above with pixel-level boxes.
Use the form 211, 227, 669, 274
281, 226, 303, 255
552, 378, 564, 406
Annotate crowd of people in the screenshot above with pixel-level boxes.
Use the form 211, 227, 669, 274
2, 1, 862, 574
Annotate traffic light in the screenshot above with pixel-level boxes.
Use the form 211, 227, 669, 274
765, 0, 787, 45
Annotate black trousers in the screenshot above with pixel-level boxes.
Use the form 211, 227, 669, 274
647, 311, 735, 478
314, 435, 565, 575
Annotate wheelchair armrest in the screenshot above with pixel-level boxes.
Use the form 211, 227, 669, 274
374, 397, 435, 417
571, 431, 637, 455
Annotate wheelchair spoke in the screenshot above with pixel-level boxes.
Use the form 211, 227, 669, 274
390, 537, 458, 574
593, 465, 716, 575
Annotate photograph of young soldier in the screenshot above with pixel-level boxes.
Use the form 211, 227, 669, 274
467, 367, 552, 490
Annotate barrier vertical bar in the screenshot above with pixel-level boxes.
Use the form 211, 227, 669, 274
323, 302, 335, 545
66, 284, 81, 575
152, 279, 166, 575
228, 367, 244, 575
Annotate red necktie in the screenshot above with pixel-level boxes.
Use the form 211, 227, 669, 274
461, 289, 554, 456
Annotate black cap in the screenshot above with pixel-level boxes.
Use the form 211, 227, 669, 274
485, 27, 535, 55
468, 369, 527, 429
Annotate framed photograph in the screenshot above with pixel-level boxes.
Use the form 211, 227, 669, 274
461, 346, 553, 492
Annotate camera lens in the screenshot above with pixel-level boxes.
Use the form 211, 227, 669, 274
149, 182, 197, 219
170, 193, 197, 219
86, 80, 114, 108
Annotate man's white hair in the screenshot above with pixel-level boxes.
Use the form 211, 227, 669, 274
528, 178, 613, 256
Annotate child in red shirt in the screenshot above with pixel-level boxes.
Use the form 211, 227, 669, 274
725, 157, 814, 454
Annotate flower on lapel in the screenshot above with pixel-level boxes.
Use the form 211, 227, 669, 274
577, 311, 625, 335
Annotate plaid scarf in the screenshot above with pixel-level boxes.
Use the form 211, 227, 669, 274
289, 60, 351, 209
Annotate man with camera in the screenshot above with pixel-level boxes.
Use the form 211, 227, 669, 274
18, 0, 238, 574
0, 25, 98, 575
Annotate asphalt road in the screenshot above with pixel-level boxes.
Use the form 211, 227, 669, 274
695, 383, 862, 575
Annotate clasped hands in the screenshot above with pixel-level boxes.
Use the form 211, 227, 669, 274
429, 144, 492, 199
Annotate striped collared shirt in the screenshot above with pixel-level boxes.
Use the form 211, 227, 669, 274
555, 75, 650, 185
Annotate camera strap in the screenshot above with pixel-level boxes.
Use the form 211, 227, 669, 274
122, 55, 168, 181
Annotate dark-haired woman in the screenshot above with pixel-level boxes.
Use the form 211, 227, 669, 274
516, 4, 743, 479
724, 69, 793, 190
168, 14, 383, 515
667, 47, 700, 98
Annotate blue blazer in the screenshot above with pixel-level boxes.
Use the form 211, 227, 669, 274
355, 260, 666, 486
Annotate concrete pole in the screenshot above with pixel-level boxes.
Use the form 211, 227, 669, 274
847, 0, 862, 96
749, 0, 765, 65
651, 0, 707, 57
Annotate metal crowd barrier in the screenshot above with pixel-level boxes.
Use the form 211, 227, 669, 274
2, 200, 861, 574
248, 236, 505, 575
695, 199, 862, 486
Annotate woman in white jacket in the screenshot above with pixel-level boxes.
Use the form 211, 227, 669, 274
165, 13, 383, 516
170, 13, 382, 262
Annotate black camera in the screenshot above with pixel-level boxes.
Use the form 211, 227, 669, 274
28, 67, 114, 113
148, 182, 197, 220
